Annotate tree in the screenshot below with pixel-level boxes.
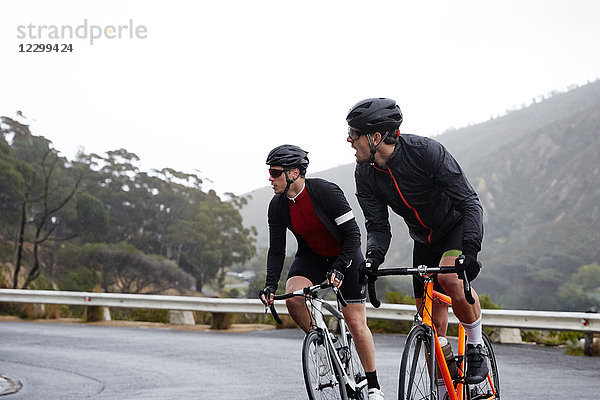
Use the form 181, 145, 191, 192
58, 243, 194, 294
74, 148, 151, 244
74, 150, 207, 254
0, 129, 26, 235
172, 198, 256, 291
130, 167, 207, 258
1, 116, 107, 288
1, 117, 52, 288
74, 148, 257, 292
21, 150, 82, 288
571, 263, 600, 291
557, 263, 600, 311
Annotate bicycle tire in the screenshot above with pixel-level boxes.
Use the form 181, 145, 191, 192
398, 325, 436, 400
464, 332, 500, 400
303, 330, 348, 400
345, 332, 369, 399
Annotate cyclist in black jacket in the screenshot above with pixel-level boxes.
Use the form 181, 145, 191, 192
260, 144, 384, 399
346, 98, 489, 384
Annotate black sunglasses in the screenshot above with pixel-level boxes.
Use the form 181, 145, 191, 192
348, 127, 362, 140
268, 168, 286, 178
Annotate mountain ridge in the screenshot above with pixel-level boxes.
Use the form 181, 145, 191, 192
240, 81, 600, 310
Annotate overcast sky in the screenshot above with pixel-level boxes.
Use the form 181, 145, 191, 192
1, 0, 599, 196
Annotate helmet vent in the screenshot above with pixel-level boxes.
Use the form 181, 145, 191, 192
346, 97, 403, 132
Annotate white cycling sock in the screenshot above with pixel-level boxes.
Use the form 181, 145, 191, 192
462, 316, 483, 345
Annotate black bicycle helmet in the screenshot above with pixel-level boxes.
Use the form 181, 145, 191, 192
266, 144, 309, 174
346, 98, 403, 134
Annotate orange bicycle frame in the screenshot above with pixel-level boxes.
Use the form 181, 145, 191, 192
421, 274, 466, 400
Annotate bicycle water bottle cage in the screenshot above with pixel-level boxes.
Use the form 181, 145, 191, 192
338, 346, 350, 364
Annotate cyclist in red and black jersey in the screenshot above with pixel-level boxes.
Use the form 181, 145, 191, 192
346, 98, 489, 384
260, 144, 384, 399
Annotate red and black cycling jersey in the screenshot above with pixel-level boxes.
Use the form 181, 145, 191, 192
288, 185, 342, 258
266, 178, 360, 289
354, 134, 483, 263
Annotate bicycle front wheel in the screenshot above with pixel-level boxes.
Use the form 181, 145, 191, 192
303, 330, 348, 400
465, 332, 500, 400
398, 325, 436, 400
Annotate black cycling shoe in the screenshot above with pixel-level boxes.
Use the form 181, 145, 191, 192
465, 344, 489, 384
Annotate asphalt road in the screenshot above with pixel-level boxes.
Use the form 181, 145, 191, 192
0, 321, 599, 399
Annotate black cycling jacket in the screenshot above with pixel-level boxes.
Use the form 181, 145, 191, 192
266, 178, 361, 289
355, 134, 483, 263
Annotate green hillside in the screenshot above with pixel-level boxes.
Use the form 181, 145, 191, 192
240, 81, 600, 311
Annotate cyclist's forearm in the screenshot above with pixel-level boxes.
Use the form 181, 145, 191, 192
366, 231, 390, 263
333, 219, 360, 272
265, 249, 285, 288
461, 204, 483, 253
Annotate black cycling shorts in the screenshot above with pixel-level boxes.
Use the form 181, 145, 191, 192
287, 249, 366, 304
412, 222, 464, 299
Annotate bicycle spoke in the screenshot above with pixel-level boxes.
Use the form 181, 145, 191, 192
406, 337, 421, 396
345, 334, 368, 399
399, 326, 435, 400
303, 330, 347, 400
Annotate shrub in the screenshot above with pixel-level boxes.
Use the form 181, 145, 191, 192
521, 329, 586, 348
479, 294, 501, 309
59, 267, 101, 292
109, 308, 170, 323
0, 242, 13, 263
368, 291, 415, 334
127, 308, 170, 323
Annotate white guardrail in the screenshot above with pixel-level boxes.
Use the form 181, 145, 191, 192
0, 289, 599, 332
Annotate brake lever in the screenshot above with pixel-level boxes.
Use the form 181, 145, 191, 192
457, 255, 476, 305
363, 261, 381, 308
332, 285, 348, 307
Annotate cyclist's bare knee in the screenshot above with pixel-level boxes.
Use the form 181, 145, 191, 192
342, 303, 368, 333
438, 273, 465, 298
438, 275, 481, 323
284, 276, 314, 332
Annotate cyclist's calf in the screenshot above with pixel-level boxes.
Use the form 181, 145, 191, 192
342, 303, 377, 372
285, 296, 312, 332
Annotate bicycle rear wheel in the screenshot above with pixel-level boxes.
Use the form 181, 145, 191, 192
303, 330, 348, 400
398, 325, 436, 400
345, 333, 369, 399
465, 332, 500, 400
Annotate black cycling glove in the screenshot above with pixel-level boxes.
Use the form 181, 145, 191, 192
259, 285, 276, 305
358, 257, 381, 284
456, 244, 481, 281
327, 269, 344, 286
